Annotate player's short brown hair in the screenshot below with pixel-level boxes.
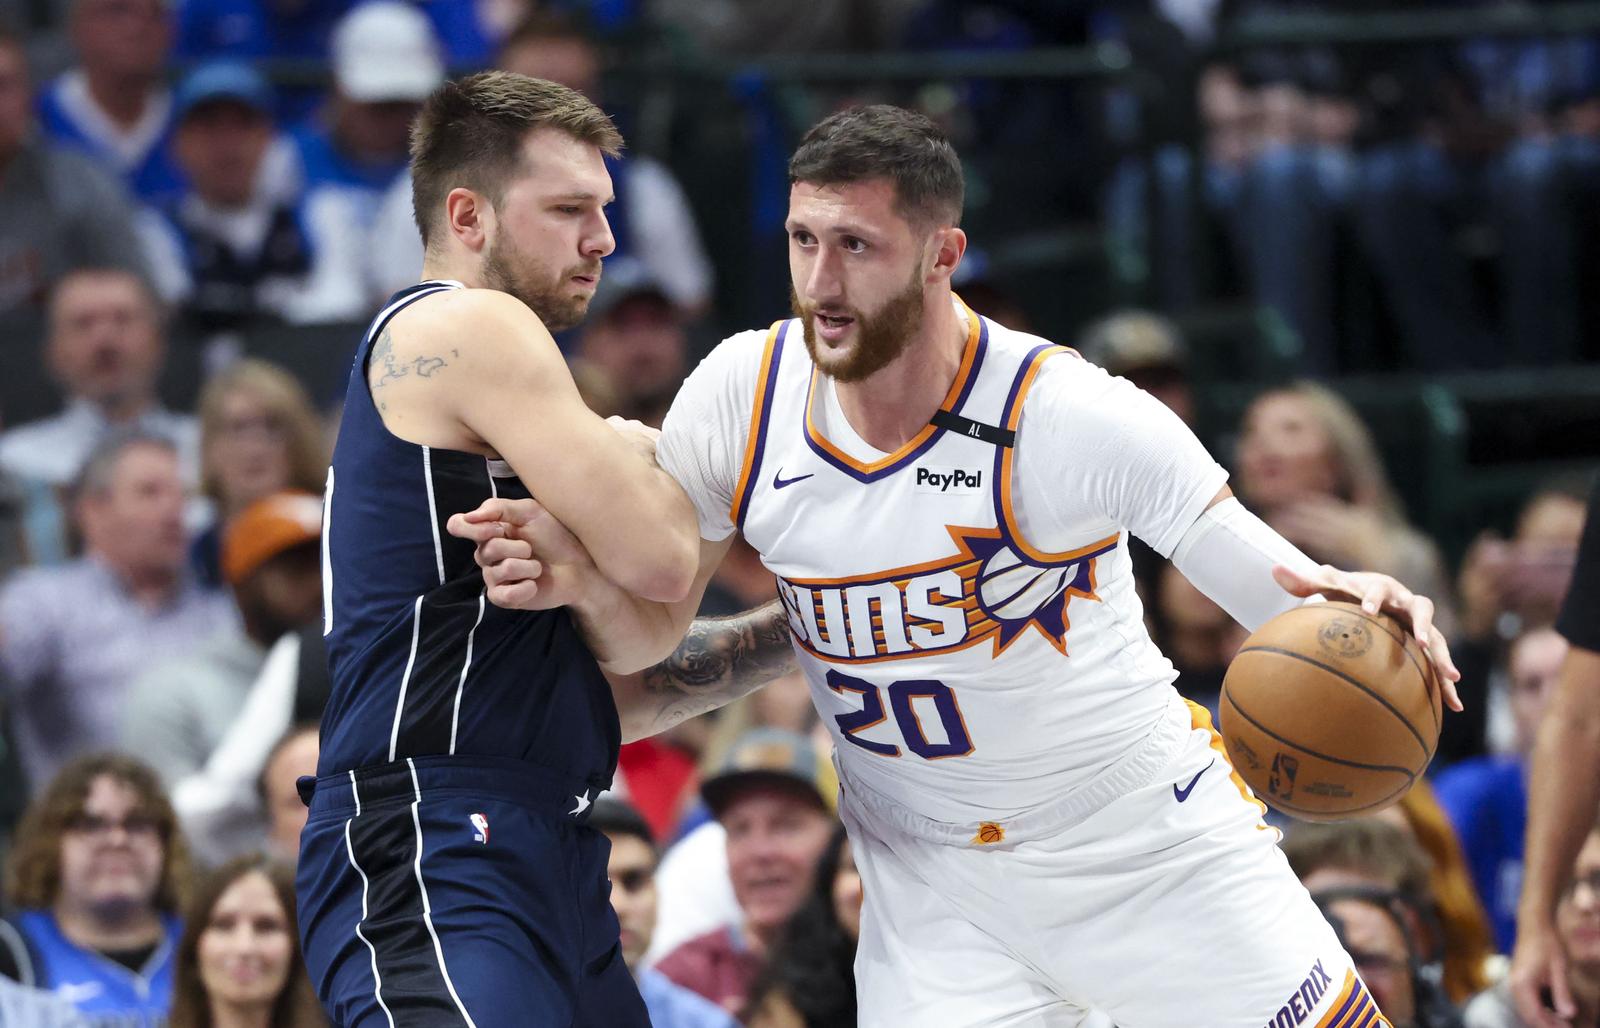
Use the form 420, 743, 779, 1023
788, 104, 964, 230
409, 70, 622, 249
7, 752, 192, 913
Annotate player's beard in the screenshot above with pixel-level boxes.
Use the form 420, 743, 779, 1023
793, 268, 926, 384
482, 233, 598, 332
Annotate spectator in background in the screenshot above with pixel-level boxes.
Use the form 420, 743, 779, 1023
588, 798, 738, 1028
0, 268, 199, 490
122, 491, 323, 787
743, 823, 859, 1028
367, 11, 715, 313
0, 975, 90, 1026
0, 30, 148, 313
1076, 310, 1195, 427
258, 725, 317, 865
292, 2, 444, 310
0, 753, 189, 1024
142, 62, 367, 329
172, 629, 331, 866
294, 1, 442, 230
165, 855, 323, 1028
1285, 820, 1465, 1027
191, 360, 327, 589
1469, 816, 1600, 1027
1316, 887, 1463, 1028
575, 259, 689, 428
1375, 782, 1496, 1004
37, 0, 183, 202
1448, 479, 1587, 764
655, 730, 837, 1017
1435, 627, 1570, 954
1235, 381, 1455, 634
0, 435, 235, 792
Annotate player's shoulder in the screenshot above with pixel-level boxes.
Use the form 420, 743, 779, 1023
383, 286, 564, 374
677, 322, 788, 401
980, 317, 1115, 401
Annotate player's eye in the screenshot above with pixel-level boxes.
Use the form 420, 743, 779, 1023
555, 206, 581, 215
842, 237, 867, 254
791, 230, 815, 246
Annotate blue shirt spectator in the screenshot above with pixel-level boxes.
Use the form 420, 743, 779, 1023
37, 0, 183, 203
1434, 756, 1527, 953
1435, 626, 1572, 952
291, 1, 444, 243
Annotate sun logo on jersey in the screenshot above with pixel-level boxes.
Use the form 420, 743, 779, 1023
776, 525, 1119, 664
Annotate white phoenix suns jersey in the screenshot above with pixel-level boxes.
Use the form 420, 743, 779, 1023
658, 298, 1230, 826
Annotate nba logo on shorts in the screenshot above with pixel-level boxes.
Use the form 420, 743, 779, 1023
469, 812, 490, 844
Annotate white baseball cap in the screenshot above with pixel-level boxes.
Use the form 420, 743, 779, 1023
333, 1, 445, 104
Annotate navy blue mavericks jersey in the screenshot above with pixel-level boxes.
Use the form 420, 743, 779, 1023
318, 280, 620, 791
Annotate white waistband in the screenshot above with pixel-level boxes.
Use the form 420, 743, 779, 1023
836, 692, 1193, 847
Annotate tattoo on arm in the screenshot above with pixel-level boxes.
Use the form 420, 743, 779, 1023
641, 601, 796, 732
369, 327, 456, 410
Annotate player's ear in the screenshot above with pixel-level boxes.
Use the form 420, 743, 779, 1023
926, 226, 967, 283
444, 187, 494, 255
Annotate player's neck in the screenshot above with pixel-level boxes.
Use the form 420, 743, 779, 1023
833, 296, 966, 453
420, 252, 487, 291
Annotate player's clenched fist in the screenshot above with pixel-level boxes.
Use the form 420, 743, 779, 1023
447, 497, 594, 610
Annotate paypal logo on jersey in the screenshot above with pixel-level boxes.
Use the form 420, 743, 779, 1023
914, 466, 983, 496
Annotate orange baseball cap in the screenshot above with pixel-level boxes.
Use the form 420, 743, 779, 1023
222, 491, 323, 585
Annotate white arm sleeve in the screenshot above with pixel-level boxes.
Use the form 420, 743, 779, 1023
656, 330, 768, 542
1170, 497, 1321, 632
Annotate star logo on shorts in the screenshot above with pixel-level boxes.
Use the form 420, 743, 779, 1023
570, 790, 591, 817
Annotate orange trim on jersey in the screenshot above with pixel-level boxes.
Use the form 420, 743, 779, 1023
1312, 972, 1360, 1028
996, 344, 1100, 564
728, 321, 785, 527
781, 525, 994, 588
1185, 700, 1270, 820
800, 298, 984, 475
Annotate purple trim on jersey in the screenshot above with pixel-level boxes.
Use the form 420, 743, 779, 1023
799, 315, 992, 484
988, 342, 1058, 521
733, 320, 790, 532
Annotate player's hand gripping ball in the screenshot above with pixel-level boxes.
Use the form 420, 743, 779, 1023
1219, 601, 1441, 821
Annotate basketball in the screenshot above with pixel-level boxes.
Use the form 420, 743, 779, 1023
1219, 601, 1441, 822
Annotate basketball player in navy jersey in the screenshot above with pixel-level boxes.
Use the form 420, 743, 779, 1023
296, 71, 704, 1027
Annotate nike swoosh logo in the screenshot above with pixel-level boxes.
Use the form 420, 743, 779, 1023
772, 470, 814, 490
1174, 760, 1214, 803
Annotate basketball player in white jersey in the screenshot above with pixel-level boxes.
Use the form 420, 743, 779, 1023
450, 105, 1463, 1027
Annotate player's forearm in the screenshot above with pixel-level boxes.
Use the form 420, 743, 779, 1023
567, 573, 691, 676
1518, 646, 1600, 923
583, 465, 699, 603
610, 601, 796, 743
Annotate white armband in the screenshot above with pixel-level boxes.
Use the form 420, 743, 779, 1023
1169, 497, 1321, 632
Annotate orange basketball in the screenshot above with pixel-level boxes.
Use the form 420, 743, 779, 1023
1219, 601, 1441, 822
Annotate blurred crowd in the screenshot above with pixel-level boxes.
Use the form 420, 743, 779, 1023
0, 0, 1595, 1026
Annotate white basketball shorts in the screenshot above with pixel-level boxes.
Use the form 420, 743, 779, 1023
838, 699, 1392, 1027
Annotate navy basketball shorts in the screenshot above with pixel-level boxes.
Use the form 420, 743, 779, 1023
297, 755, 648, 1027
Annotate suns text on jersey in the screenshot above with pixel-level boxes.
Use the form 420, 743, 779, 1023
774, 525, 1118, 664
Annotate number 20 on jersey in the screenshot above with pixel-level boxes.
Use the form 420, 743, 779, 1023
827, 670, 974, 759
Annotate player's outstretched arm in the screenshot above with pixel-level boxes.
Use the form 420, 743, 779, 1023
607, 600, 797, 744
1510, 644, 1600, 1027
385, 288, 698, 602
1169, 487, 1463, 710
